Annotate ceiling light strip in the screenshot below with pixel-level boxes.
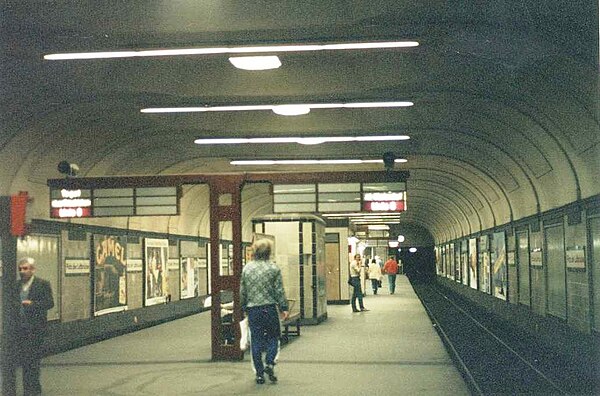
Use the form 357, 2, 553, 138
194, 135, 410, 145
44, 41, 419, 60
230, 159, 407, 165
142, 101, 413, 113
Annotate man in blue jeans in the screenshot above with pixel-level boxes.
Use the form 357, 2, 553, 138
383, 256, 399, 294
240, 239, 289, 384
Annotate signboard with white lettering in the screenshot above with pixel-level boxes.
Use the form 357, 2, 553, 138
49, 186, 179, 218
362, 191, 406, 212
50, 189, 92, 218
65, 258, 90, 275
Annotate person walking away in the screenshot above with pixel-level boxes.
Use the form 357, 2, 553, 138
383, 256, 399, 294
240, 239, 289, 385
349, 254, 368, 312
368, 258, 382, 295
16, 257, 54, 396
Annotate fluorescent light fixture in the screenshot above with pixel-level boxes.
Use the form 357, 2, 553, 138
272, 105, 311, 116
44, 41, 419, 60
388, 241, 399, 248
194, 135, 410, 145
142, 101, 413, 114
230, 158, 407, 165
368, 225, 390, 230
228, 56, 281, 70
322, 212, 402, 217
409, 247, 417, 253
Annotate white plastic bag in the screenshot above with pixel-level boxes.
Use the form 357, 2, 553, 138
239, 317, 250, 351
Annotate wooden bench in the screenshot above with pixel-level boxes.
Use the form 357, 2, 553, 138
280, 299, 301, 344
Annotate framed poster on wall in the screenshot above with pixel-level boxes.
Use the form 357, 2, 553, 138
144, 238, 170, 306
93, 235, 128, 316
180, 257, 200, 299
491, 232, 507, 300
469, 238, 478, 289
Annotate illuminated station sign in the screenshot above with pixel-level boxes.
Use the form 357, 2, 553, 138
50, 186, 179, 218
362, 192, 406, 212
50, 189, 92, 218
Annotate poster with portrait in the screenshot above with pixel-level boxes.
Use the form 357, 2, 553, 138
94, 234, 128, 316
144, 238, 170, 306
180, 257, 200, 299
469, 238, 478, 289
491, 232, 507, 300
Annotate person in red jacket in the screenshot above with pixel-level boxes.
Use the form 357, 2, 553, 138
382, 256, 399, 294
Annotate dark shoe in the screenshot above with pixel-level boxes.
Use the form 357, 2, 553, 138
352, 309, 360, 312
256, 375, 265, 384
264, 365, 278, 383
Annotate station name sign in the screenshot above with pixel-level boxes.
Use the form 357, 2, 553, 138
362, 191, 406, 212
51, 189, 92, 218
49, 186, 179, 218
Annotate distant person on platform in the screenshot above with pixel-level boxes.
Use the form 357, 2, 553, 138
383, 256, 399, 294
240, 239, 289, 385
349, 254, 368, 312
16, 257, 54, 396
368, 258, 383, 295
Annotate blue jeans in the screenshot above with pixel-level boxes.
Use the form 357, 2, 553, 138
247, 305, 280, 376
350, 277, 365, 311
388, 274, 397, 294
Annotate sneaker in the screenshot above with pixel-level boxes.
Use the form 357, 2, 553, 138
264, 365, 278, 383
256, 375, 265, 384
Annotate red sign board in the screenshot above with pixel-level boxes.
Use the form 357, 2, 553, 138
363, 200, 405, 212
51, 207, 92, 218
10, 191, 30, 236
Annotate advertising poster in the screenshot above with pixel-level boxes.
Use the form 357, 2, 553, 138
94, 235, 127, 315
449, 243, 455, 280
180, 257, 200, 299
491, 232, 507, 300
461, 240, 468, 286
478, 235, 490, 294
145, 238, 170, 306
435, 246, 442, 275
480, 251, 491, 294
469, 238, 478, 289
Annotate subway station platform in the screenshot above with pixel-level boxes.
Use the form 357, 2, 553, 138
34, 276, 469, 395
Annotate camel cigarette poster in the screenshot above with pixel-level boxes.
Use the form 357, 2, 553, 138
94, 235, 127, 315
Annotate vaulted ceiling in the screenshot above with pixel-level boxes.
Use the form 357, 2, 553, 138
2, 1, 598, 243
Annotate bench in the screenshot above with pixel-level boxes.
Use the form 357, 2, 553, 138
280, 299, 301, 344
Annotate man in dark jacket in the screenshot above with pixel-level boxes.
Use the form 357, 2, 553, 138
16, 257, 54, 396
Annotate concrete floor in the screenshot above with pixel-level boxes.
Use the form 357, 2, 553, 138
32, 276, 469, 395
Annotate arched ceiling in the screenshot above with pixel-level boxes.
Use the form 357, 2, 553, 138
1, 1, 598, 243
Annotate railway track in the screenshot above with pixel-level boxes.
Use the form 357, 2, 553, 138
412, 281, 596, 395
